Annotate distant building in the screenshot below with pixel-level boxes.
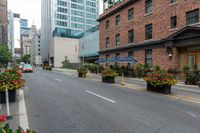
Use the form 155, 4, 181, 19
41, 0, 100, 64
13, 13, 21, 59
0, 0, 8, 45
50, 36, 80, 68
30, 29, 42, 66
7, 10, 14, 55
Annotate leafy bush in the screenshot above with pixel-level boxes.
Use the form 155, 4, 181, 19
183, 65, 190, 75
185, 73, 200, 85
77, 67, 87, 75
83, 63, 99, 73
135, 64, 144, 78
144, 70, 177, 87
101, 69, 118, 78
62, 56, 73, 69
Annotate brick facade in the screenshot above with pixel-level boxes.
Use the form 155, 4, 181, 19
98, 0, 200, 72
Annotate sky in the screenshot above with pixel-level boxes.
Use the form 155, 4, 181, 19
8, 0, 41, 28
8, 0, 103, 29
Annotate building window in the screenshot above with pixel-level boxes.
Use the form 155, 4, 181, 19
105, 37, 109, 48
116, 34, 120, 46
186, 9, 199, 25
145, 24, 153, 40
171, 16, 177, 29
38, 49, 40, 51
128, 8, 134, 21
145, 49, 152, 66
170, 0, 176, 4
145, 0, 153, 14
115, 15, 120, 26
128, 29, 134, 43
106, 20, 109, 30
38, 53, 40, 55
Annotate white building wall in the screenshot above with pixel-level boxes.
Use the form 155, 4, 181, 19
13, 17, 20, 48
52, 37, 80, 67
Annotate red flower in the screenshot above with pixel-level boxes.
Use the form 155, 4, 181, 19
0, 114, 7, 122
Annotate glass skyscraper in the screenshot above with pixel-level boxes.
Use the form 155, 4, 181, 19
41, 0, 99, 62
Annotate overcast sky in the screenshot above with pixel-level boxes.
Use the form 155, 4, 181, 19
8, 0, 103, 29
8, 0, 41, 28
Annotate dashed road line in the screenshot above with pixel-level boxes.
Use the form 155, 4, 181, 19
55, 78, 62, 82
86, 90, 116, 103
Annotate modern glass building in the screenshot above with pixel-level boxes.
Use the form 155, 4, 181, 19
41, 0, 100, 62
79, 25, 99, 63
52, 0, 99, 35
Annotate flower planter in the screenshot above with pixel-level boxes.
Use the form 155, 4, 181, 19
78, 73, 86, 78
102, 76, 115, 83
147, 83, 171, 94
0, 90, 16, 103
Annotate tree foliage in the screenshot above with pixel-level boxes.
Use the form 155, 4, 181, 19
21, 55, 30, 64
0, 45, 12, 67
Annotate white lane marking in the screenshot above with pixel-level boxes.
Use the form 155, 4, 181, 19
55, 78, 62, 82
86, 90, 116, 103
19, 90, 29, 129
184, 111, 198, 118
173, 87, 200, 93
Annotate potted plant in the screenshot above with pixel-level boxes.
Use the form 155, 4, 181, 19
144, 70, 177, 94
77, 67, 87, 78
0, 67, 25, 103
101, 69, 118, 83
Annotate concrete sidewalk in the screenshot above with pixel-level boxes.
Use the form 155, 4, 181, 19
0, 89, 29, 131
53, 68, 200, 104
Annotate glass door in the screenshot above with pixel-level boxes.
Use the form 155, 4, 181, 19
188, 54, 195, 71
198, 54, 200, 70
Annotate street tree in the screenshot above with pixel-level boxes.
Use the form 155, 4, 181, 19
0, 45, 12, 68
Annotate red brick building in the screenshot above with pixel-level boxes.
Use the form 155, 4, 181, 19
98, 0, 200, 78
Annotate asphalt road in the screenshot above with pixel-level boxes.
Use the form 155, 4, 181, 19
23, 68, 200, 133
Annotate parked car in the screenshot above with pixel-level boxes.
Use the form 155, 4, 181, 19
22, 64, 33, 73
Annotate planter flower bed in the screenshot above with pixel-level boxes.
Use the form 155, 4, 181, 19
101, 69, 118, 83
0, 67, 25, 103
144, 70, 177, 94
77, 67, 87, 78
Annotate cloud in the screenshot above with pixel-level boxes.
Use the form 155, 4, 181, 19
8, 0, 41, 28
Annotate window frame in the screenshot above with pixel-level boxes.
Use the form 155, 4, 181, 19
105, 20, 109, 30
115, 15, 120, 26
128, 8, 134, 21
116, 34, 120, 46
170, 15, 177, 29
145, 49, 153, 66
186, 9, 199, 25
105, 37, 110, 48
145, 0, 153, 14
145, 24, 153, 40
128, 29, 134, 43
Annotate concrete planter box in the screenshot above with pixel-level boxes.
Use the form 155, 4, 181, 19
0, 89, 16, 103
78, 73, 86, 78
147, 83, 171, 94
102, 76, 115, 83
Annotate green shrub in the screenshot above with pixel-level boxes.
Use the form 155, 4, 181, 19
101, 69, 118, 78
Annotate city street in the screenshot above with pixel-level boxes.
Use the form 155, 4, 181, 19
23, 68, 200, 133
